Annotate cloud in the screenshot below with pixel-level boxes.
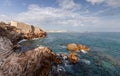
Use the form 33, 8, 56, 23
86, 0, 120, 7
91, 16, 120, 32
86, 0, 104, 5
57, 0, 80, 10
106, 0, 120, 7
14, 3, 99, 27
0, 14, 11, 22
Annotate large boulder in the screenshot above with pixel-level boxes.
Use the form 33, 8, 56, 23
67, 43, 78, 52
0, 46, 52, 76
68, 53, 79, 63
67, 43, 90, 53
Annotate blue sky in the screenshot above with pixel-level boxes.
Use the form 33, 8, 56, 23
0, 0, 120, 32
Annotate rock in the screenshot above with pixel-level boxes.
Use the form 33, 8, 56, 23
51, 52, 62, 64
77, 44, 90, 52
67, 43, 90, 53
68, 53, 79, 63
0, 70, 4, 76
0, 24, 24, 45
67, 43, 79, 52
0, 37, 13, 58
0, 46, 52, 76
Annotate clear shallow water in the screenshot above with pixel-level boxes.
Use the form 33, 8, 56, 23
20, 32, 120, 76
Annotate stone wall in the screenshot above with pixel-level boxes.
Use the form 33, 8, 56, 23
11, 21, 32, 34
10, 21, 46, 38
11, 21, 17, 27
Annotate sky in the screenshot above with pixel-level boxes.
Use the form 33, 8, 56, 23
0, 0, 120, 32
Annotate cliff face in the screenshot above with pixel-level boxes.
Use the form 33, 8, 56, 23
0, 24, 24, 45
0, 22, 50, 76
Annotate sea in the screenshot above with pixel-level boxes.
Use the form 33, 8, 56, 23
20, 32, 120, 76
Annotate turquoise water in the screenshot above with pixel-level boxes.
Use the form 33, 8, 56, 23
20, 32, 120, 76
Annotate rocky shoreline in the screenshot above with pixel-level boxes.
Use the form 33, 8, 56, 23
0, 21, 90, 76
0, 21, 51, 76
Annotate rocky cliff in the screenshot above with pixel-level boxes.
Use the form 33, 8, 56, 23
0, 21, 46, 45
0, 22, 50, 76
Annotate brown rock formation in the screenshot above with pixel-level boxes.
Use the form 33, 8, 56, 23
77, 44, 90, 52
67, 43, 90, 63
68, 53, 79, 63
67, 43, 78, 52
51, 52, 62, 64
67, 43, 90, 53
0, 46, 52, 76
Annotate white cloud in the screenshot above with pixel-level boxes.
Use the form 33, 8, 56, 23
106, 0, 120, 7
86, 0, 120, 7
0, 14, 11, 22
15, 3, 98, 27
86, 0, 104, 5
57, 0, 80, 10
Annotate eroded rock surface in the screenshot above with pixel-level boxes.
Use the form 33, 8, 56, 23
0, 37, 13, 58
0, 46, 52, 76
